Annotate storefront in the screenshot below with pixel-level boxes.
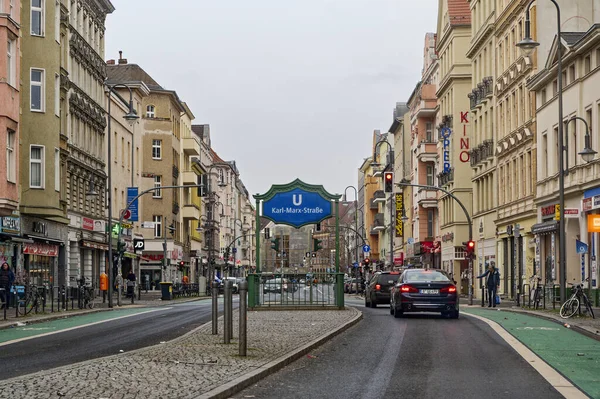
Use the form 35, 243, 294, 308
582, 189, 600, 289
22, 242, 59, 285
140, 253, 163, 290
0, 211, 21, 273
67, 216, 107, 288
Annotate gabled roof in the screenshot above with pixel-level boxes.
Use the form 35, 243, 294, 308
106, 64, 162, 90
447, 0, 471, 27
545, 32, 587, 70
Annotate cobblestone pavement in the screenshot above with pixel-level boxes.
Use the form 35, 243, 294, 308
0, 307, 361, 399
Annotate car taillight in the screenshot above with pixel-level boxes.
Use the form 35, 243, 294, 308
375, 284, 381, 291
400, 285, 418, 293
441, 286, 457, 293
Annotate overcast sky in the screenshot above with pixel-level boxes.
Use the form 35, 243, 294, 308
105, 0, 438, 197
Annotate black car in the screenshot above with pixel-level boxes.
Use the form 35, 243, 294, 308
364, 271, 401, 308
390, 268, 459, 319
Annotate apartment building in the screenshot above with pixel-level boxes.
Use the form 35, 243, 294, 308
436, 0, 472, 290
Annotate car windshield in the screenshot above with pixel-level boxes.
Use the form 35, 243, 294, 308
377, 274, 399, 285
403, 270, 450, 283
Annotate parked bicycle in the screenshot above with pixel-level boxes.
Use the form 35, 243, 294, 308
80, 285, 94, 309
18, 285, 44, 315
529, 274, 542, 309
560, 282, 595, 319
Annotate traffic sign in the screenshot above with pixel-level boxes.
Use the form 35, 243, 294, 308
362, 245, 370, 253
127, 187, 139, 221
141, 221, 155, 229
353, 262, 359, 268
232, 247, 237, 253
407, 238, 414, 245
122, 209, 132, 220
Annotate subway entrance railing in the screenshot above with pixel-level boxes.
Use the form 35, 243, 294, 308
247, 272, 345, 309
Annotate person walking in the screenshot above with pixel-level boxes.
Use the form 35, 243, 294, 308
0, 262, 15, 309
477, 263, 500, 307
126, 269, 136, 298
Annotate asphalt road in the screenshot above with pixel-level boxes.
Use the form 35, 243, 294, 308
234, 297, 564, 399
0, 299, 233, 380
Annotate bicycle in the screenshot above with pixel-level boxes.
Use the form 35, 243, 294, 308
18, 285, 43, 315
560, 282, 595, 319
529, 275, 542, 309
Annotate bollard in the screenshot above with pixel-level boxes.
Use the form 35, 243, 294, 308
224, 280, 231, 344
211, 281, 218, 335
239, 281, 248, 356
227, 281, 233, 339
138, 284, 142, 301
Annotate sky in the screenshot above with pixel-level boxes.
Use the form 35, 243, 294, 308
105, 0, 439, 197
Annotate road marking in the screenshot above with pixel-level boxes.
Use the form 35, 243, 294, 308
515, 326, 561, 331
0, 308, 170, 347
465, 312, 588, 399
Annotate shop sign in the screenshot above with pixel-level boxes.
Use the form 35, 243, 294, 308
441, 232, 454, 243
583, 197, 593, 212
94, 220, 105, 233
395, 193, 403, 237
23, 243, 58, 257
541, 205, 556, 219
459, 111, 470, 164
595, 196, 600, 208
565, 208, 580, 218
441, 127, 452, 172
406, 244, 415, 258
1, 214, 21, 235
32, 221, 48, 236
588, 215, 600, 233
82, 217, 94, 231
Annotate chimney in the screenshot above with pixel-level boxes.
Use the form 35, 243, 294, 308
106, 59, 115, 65
118, 50, 127, 65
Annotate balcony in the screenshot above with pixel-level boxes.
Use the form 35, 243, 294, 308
369, 213, 385, 235
182, 204, 200, 221
437, 167, 454, 187
468, 76, 494, 109
415, 141, 437, 163
182, 136, 201, 156
469, 139, 494, 167
372, 190, 386, 204
181, 170, 198, 185
416, 188, 438, 208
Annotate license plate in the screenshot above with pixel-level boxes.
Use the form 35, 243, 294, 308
420, 289, 439, 294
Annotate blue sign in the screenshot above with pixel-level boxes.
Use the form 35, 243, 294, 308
353, 262, 359, 268
576, 239, 588, 254
232, 247, 237, 253
362, 245, 371, 253
127, 187, 139, 222
441, 127, 452, 173
262, 188, 332, 228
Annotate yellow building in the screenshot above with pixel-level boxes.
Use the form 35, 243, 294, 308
436, 0, 473, 293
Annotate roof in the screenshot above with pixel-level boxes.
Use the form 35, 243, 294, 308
447, 0, 471, 27
106, 64, 162, 90
210, 148, 226, 164
562, 32, 587, 46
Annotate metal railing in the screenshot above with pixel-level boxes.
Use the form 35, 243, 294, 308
251, 272, 342, 308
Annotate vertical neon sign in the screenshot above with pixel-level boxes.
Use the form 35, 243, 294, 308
441, 127, 452, 172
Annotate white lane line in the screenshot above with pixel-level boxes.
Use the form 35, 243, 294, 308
0, 308, 170, 347
464, 312, 588, 399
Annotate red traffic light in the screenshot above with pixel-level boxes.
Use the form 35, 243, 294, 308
467, 241, 475, 250
363, 258, 370, 265
384, 172, 393, 180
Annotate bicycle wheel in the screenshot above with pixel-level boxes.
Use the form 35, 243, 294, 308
18, 293, 35, 315
534, 288, 542, 310
560, 298, 579, 319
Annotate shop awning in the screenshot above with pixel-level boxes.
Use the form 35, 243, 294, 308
531, 220, 558, 235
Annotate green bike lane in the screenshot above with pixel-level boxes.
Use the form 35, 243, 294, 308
464, 307, 600, 398
0, 307, 165, 345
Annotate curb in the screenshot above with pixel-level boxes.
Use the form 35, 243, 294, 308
0, 296, 209, 331
464, 305, 600, 342
196, 307, 363, 399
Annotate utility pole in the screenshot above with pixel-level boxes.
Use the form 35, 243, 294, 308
162, 217, 168, 283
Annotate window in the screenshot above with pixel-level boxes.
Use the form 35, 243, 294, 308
152, 139, 161, 159
218, 168, 224, 185
153, 215, 162, 238
54, 74, 60, 116
568, 64, 575, 83
6, 39, 15, 86
541, 89, 546, 105
427, 210, 434, 238
30, 145, 44, 188
30, 68, 44, 111
31, 0, 44, 36
153, 175, 162, 198
552, 80, 557, 97
6, 130, 15, 183
426, 165, 434, 186
585, 55, 591, 74
146, 105, 155, 118
55, 1, 60, 42
54, 148, 60, 191
425, 122, 433, 142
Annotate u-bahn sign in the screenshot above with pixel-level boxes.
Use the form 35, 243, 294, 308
255, 179, 340, 228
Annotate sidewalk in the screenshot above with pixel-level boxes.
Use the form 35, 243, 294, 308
0, 306, 362, 399
0, 292, 208, 330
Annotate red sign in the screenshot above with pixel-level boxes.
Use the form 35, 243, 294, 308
82, 217, 94, 231
393, 253, 404, 265
23, 243, 59, 257
141, 254, 164, 262
583, 198, 593, 212
541, 205, 556, 217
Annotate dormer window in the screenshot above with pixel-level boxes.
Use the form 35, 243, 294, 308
146, 105, 155, 118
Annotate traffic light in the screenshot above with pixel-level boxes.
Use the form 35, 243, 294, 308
313, 238, 323, 252
117, 239, 126, 256
270, 237, 280, 252
384, 172, 394, 193
363, 258, 371, 269
178, 260, 185, 270
264, 227, 270, 239
315, 222, 321, 232
464, 240, 475, 258
167, 222, 176, 236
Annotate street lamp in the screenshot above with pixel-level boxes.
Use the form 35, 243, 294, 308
98, 83, 138, 308
571, 116, 597, 163
516, 1, 596, 302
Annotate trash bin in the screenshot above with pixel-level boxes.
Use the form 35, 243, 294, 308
160, 282, 173, 300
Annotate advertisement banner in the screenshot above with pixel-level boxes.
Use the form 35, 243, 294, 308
395, 193, 403, 237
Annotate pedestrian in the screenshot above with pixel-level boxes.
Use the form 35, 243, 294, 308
477, 263, 500, 307
126, 269, 136, 298
0, 262, 15, 309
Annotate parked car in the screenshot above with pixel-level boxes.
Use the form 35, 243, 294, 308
220, 277, 239, 294
364, 271, 402, 308
389, 268, 459, 319
345, 278, 363, 293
